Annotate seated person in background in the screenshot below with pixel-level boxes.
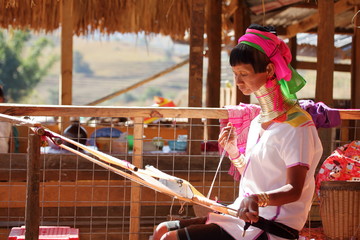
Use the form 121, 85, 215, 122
0, 87, 12, 153
152, 24, 323, 240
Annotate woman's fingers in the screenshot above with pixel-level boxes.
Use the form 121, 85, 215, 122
237, 208, 248, 219
218, 129, 230, 142
245, 212, 259, 223
237, 208, 259, 223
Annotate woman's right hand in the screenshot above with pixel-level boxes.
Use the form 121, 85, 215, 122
218, 122, 239, 158
238, 195, 259, 223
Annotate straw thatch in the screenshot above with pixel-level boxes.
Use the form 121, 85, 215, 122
0, 0, 192, 39
0, 0, 357, 40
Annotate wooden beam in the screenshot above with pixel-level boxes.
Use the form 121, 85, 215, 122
0, 179, 237, 208
233, 0, 250, 104
283, 0, 354, 38
249, 0, 302, 15
340, 109, 360, 119
0, 104, 229, 119
87, 59, 189, 106
206, 0, 222, 141
297, 61, 351, 72
60, 0, 73, 106
316, 0, 334, 106
351, 6, 360, 108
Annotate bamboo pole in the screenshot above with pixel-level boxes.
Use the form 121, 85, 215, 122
86, 59, 189, 106
25, 134, 41, 240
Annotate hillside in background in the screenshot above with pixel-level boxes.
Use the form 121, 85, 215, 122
26, 33, 350, 107
29, 33, 192, 106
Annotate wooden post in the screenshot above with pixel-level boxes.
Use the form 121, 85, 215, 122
352, 6, 360, 109
206, 0, 222, 142
60, 0, 73, 106
59, 0, 73, 131
25, 134, 41, 240
351, 6, 360, 140
233, 0, 250, 104
316, 0, 334, 105
188, 0, 205, 155
288, 36, 297, 69
129, 117, 143, 240
189, 0, 205, 108
316, 0, 335, 159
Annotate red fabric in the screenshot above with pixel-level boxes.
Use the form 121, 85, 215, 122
299, 228, 326, 240
315, 140, 360, 195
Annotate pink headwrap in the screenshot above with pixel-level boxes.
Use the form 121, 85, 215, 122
238, 29, 292, 82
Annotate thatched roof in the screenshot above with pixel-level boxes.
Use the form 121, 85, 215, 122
0, 0, 358, 39
0, 0, 191, 39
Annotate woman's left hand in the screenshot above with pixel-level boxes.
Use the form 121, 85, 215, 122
237, 195, 259, 223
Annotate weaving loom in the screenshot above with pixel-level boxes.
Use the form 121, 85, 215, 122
0, 113, 238, 218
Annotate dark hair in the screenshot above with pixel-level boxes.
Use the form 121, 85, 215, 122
229, 24, 277, 73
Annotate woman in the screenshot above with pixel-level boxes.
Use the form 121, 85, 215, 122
152, 24, 323, 240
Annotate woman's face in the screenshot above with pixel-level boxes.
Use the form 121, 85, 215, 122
232, 63, 268, 95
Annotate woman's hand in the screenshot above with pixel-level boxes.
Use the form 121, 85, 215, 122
218, 122, 239, 158
238, 195, 259, 223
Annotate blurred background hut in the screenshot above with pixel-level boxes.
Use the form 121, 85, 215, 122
0, 1, 360, 239
0, 0, 358, 108
0, 0, 359, 146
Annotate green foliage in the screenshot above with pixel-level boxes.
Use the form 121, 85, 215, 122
73, 51, 93, 76
0, 29, 58, 102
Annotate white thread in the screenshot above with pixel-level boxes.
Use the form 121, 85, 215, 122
178, 201, 186, 215
206, 127, 232, 199
169, 197, 175, 220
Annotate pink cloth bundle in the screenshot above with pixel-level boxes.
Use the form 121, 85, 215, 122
219, 103, 261, 181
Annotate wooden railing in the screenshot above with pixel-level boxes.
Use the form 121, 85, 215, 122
0, 104, 360, 240
1, 103, 358, 119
